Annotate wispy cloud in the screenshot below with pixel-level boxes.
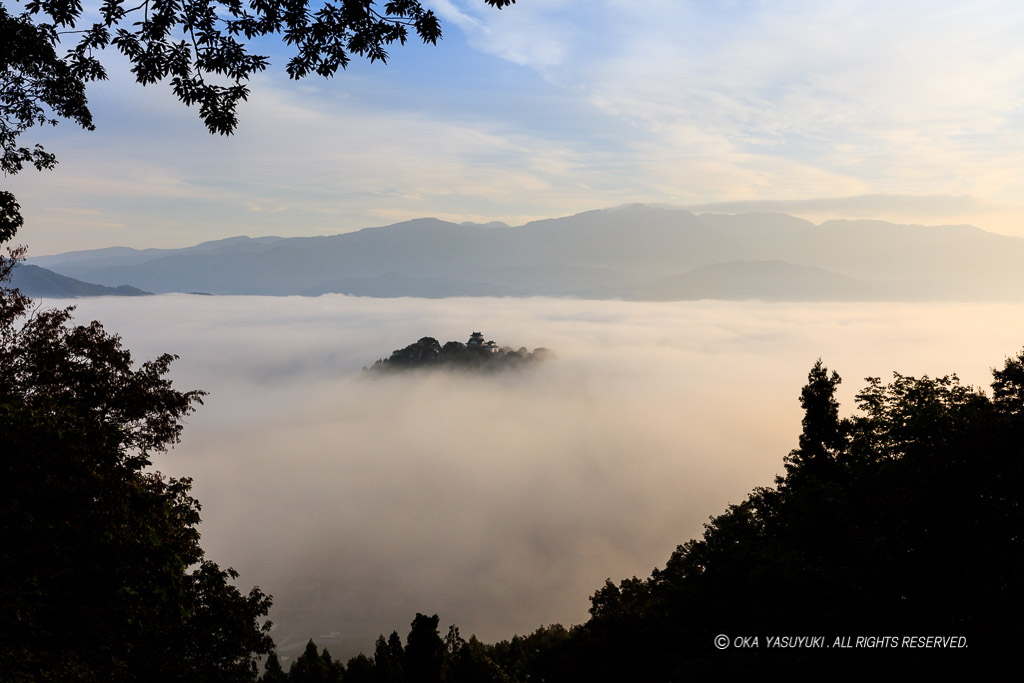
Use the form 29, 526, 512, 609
434, 0, 583, 69
683, 193, 1024, 234
14, 1, 1024, 253
15, 72, 643, 252
445, 0, 1024, 212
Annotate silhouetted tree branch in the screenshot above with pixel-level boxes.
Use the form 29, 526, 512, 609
1, 0, 516, 240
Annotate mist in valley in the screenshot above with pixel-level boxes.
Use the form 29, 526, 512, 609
57, 294, 1024, 660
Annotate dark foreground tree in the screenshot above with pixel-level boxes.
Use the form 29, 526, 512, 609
404, 614, 444, 683
286, 640, 343, 683
550, 357, 1023, 679
0, 245, 273, 681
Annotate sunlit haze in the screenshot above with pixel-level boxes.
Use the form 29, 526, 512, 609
55, 294, 1024, 659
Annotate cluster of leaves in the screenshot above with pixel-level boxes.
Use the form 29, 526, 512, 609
1, 5, 89, 176
1, 0, 514, 230
260, 614, 569, 683
365, 336, 552, 375
8, 0, 513, 134
0, 246, 274, 681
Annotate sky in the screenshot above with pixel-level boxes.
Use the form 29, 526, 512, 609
60, 293, 1024, 659
8, 0, 1024, 254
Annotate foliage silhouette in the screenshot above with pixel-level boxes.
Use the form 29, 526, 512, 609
365, 334, 551, 375
1, 0, 515, 231
287, 640, 344, 683
552, 357, 1023, 679
404, 613, 444, 683
1, 243, 273, 680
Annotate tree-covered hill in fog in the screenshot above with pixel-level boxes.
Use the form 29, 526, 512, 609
29, 205, 1024, 301
364, 333, 551, 374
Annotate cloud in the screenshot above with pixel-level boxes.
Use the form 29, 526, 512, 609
688, 194, 992, 217
15, 1, 1024, 255
435, 0, 584, 69
57, 294, 1024, 659
12, 67, 645, 254
450, 1, 1024, 210
682, 194, 1024, 236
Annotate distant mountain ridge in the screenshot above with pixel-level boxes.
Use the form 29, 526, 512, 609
27, 205, 1024, 301
9, 264, 151, 298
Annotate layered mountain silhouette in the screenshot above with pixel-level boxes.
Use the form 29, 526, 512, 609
9, 264, 151, 298
28, 205, 1024, 301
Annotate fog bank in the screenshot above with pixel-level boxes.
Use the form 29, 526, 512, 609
57, 295, 1024, 659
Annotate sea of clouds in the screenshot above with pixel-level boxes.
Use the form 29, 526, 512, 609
54, 294, 1024, 660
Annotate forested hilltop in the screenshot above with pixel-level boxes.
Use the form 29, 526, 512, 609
268, 352, 1024, 681
365, 332, 551, 374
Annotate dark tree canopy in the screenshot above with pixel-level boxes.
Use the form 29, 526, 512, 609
257, 614, 554, 683
365, 333, 551, 374
550, 357, 1024, 679
785, 358, 843, 475
7, 0, 512, 136
404, 613, 444, 683
1, 246, 272, 681
286, 639, 344, 683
